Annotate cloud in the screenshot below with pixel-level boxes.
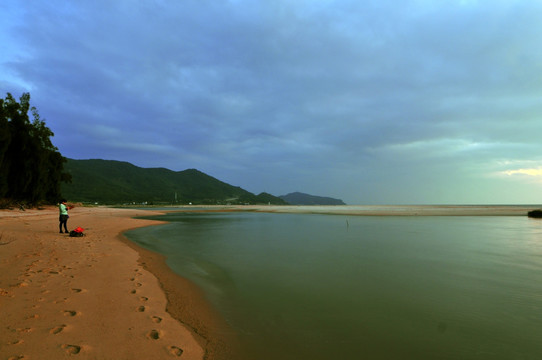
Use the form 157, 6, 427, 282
502, 168, 542, 178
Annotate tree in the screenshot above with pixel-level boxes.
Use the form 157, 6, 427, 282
0, 92, 71, 204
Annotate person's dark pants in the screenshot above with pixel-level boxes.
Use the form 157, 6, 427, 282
59, 215, 69, 233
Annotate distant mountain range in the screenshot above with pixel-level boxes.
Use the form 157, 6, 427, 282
279, 192, 346, 205
61, 159, 288, 205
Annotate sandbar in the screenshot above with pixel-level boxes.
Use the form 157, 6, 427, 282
150, 204, 541, 216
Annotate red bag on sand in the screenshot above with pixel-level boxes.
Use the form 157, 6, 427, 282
69, 227, 85, 237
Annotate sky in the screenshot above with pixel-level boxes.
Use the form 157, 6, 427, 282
2, 0, 542, 204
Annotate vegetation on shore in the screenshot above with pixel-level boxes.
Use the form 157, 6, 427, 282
527, 209, 542, 218
0, 93, 71, 208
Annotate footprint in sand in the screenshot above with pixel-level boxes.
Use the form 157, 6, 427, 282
50, 325, 66, 334
147, 330, 161, 340
61, 344, 81, 354
169, 346, 184, 356
151, 316, 162, 324
63, 310, 78, 317
70, 288, 84, 293
8, 355, 26, 360
14, 281, 30, 288
139, 296, 148, 302
137, 306, 146, 312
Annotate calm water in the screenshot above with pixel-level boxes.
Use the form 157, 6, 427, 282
125, 212, 542, 359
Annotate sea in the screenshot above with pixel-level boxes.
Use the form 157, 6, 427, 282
125, 210, 542, 360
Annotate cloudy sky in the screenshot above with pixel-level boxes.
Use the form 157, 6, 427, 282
2, 0, 542, 204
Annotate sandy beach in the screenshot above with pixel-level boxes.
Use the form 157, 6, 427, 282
0, 206, 236, 360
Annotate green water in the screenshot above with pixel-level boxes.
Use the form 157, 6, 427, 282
126, 212, 542, 359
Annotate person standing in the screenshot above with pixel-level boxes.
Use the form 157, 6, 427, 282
59, 199, 70, 233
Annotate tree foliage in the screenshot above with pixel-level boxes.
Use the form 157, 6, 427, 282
0, 92, 71, 204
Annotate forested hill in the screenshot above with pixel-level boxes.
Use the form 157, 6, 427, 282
279, 192, 346, 205
62, 159, 288, 205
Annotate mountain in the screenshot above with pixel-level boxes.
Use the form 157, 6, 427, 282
279, 192, 346, 205
61, 159, 288, 205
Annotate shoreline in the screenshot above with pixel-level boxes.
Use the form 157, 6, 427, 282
119, 233, 242, 360
0, 206, 237, 359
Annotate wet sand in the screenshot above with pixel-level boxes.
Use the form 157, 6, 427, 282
0, 206, 237, 360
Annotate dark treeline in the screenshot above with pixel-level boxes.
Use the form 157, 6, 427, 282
0, 92, 71, 206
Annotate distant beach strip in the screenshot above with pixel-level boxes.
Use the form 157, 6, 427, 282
147, 204, 542, 217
